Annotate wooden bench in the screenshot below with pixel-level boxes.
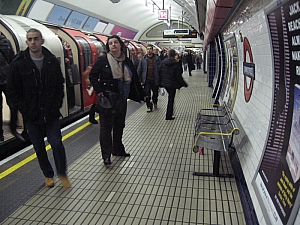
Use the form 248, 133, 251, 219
192, 102, 239, 177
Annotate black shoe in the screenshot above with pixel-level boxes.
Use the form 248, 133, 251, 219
166, 116, 175, 120
89, 118, 98, 124
112, 152, 130, 157
104, 158, 112, 165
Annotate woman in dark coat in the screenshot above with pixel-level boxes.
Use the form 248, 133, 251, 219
89, 35, 145, 165
159, 49, 188, 120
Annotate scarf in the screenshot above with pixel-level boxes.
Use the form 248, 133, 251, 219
107, 52, 132, 83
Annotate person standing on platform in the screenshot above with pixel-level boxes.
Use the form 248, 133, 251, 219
159, 49, 188, 120
186, 50, 194, 76
195, 53, 203, 70
182, 52, 187, 71
137, 45, 161, 112
133, 51, 142, 72
7, 28, 70, 188
89, 35, 144, 165
0, 34, 14, 141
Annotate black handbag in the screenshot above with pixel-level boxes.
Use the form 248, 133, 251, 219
95, 91, 122, 115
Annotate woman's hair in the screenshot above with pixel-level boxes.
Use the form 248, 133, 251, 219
105, 35, 125, 53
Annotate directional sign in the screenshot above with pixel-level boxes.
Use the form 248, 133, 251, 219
158, 9, 168, 20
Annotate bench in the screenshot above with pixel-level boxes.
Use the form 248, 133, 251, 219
192, 101, 239, 177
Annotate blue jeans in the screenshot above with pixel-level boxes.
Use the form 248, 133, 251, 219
26, 120, 67, 178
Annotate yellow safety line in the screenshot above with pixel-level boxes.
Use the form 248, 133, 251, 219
0, 117, 98, 180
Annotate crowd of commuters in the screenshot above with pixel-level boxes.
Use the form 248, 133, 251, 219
1, 27, 203, 188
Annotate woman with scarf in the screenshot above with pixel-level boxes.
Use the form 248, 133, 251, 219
89, 35, 145, 165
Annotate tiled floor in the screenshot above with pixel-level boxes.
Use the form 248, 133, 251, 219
0, 69, 246, 225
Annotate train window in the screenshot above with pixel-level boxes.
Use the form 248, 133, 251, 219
75, 36, 92, 71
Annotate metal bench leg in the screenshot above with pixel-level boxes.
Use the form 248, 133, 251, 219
193, 150, 234, 178
213, 150, 220, 176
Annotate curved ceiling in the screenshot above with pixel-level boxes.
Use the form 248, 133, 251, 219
55, 0, 198, 39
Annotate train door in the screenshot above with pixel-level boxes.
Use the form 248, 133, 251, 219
86, 35, 106, 55
46, 26, 99, 113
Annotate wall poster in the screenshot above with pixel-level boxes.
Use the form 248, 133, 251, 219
252, 0, 300, 225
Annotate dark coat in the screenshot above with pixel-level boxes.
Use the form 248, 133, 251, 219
89, 55, 144, 103
159, 58, 187, 90
7, 47, 64, 123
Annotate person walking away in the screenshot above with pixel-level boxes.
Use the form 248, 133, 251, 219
186, 50, 194, 76
89, 35, 145, 165
0, 34, 14, 141
7, 28, 70, 188
159, 49, 188, 120
137, 45, 161, 112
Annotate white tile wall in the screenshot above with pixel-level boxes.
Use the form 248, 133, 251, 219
231, 4, 300, 224
233, 10, 273, 225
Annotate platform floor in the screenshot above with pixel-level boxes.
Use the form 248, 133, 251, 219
0, 69, 246, 225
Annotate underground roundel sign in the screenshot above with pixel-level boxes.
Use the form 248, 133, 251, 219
243, 37, 255, 102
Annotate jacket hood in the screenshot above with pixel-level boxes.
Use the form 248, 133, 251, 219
162, 58, 177, 67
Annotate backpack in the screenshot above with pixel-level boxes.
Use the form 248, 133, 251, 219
0, 35, 14, 85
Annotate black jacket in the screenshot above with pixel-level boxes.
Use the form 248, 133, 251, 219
159, 58, 187, 89
89, 55, 144, 103
7, 47, 64, 123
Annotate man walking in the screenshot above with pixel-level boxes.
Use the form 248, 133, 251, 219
137, 45, 161, 112
7, 28, 70, 188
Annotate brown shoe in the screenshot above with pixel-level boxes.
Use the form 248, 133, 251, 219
45, 177, 54, 187
58, 175, 71, 188
154, 104, 157, 109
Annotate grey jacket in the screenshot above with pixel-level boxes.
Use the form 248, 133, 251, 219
137, 54, 161, 85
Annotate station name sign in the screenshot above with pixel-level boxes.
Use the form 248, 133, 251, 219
163, 29, 198, 38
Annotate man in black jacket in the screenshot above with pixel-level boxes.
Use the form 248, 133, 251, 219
7, 28, 70, 188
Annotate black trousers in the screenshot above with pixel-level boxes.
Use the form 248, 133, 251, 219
99, 99, 127, 159
165, 88, 176, 119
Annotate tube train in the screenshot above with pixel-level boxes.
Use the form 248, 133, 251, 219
0, 15, 156, 159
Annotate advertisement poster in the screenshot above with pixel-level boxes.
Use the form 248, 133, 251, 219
223, 34, 238, 110
16, 0, 33, 16
253, 0, 300, 224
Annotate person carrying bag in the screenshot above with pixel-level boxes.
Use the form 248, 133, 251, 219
89, 35, 145, 166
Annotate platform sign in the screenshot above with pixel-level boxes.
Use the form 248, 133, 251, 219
158, 9, 168, 20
